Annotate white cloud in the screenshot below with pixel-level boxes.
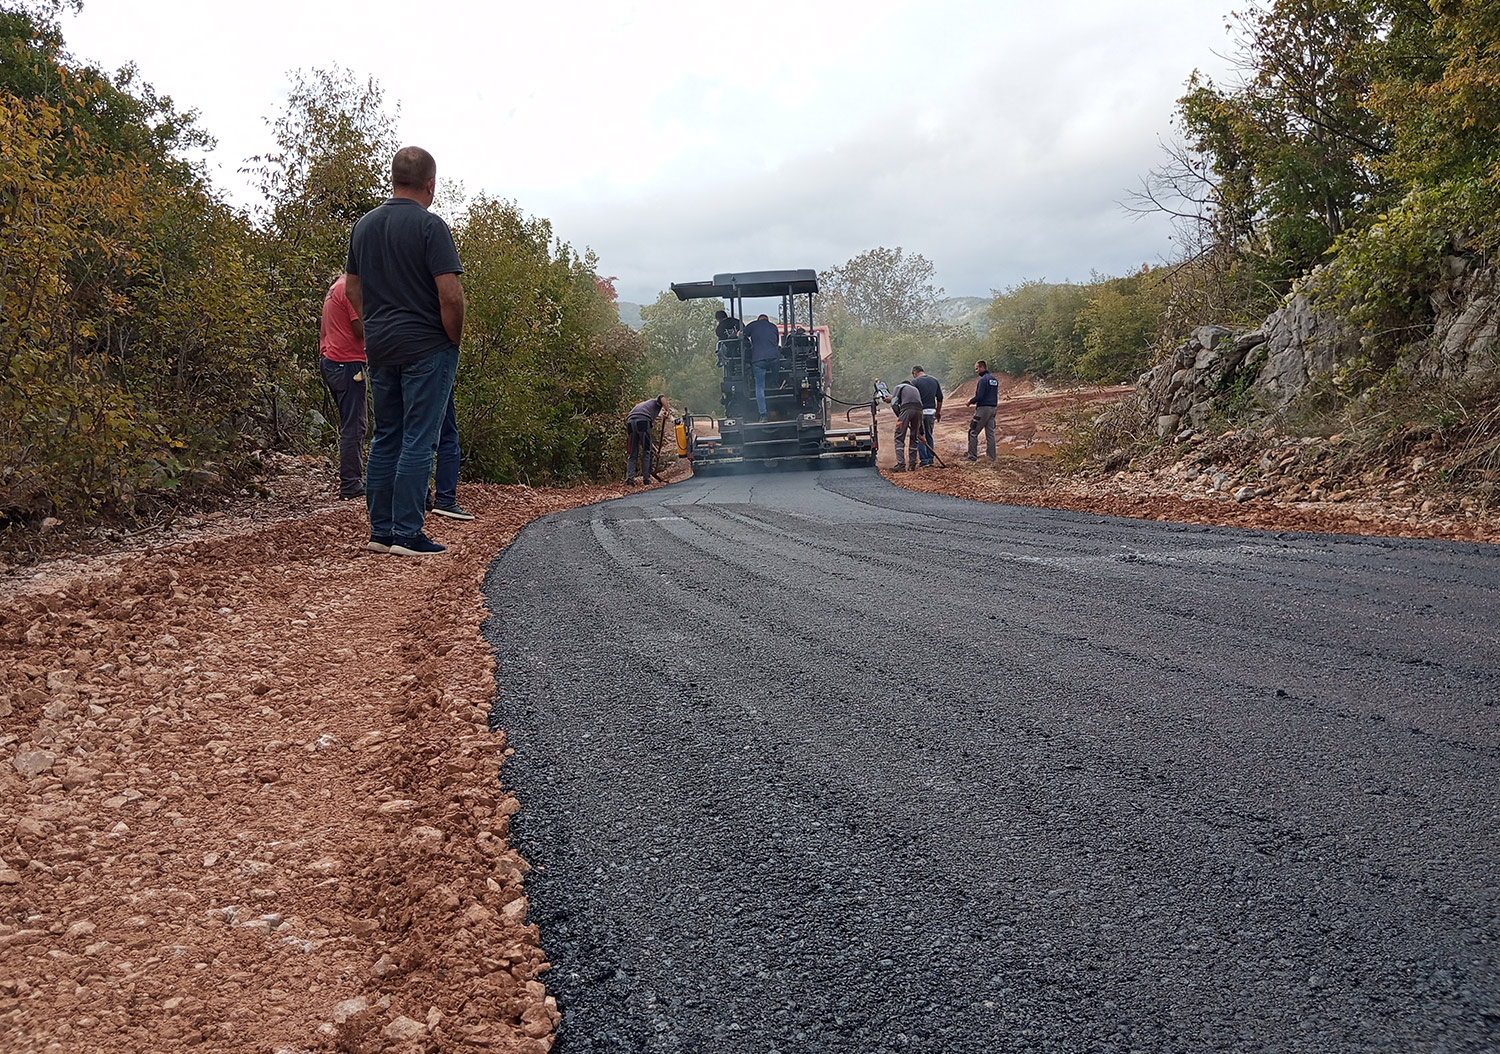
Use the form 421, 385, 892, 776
59, 0, 1237, 304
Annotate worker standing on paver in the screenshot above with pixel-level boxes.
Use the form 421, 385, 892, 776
713, 309, 742, 366
744, 314, 781, 421
910, 365, 944, 467
889, 378, 924, 473
625, 394, 671, 487
966, 359, 1001, 462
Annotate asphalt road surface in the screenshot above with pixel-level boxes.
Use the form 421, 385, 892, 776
482, 468, 1500, 1053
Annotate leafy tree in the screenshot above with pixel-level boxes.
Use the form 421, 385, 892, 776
983, 281, 1090, 379
1332, 2, 1500, 332
454, 195, 640, 484
1, 2, 272, 525
821, 247, 944, 330
244, 66, 400, 441
1074, 268, 1170, 383
246, 66, 398, 276
638, 292, 724, 416
1136, 0, 1395, 311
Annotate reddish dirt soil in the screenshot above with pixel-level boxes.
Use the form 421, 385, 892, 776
0, 464, 681, 1054
878, 380, 1499, 545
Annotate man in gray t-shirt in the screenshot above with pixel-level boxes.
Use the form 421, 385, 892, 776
624, 395, 671, 486
345, 146, 465, 556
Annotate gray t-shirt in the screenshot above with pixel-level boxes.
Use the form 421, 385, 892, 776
892, 381, 923, 410
346, 198, 463, 368
627, 397, 666, 424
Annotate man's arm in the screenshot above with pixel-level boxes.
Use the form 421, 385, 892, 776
435, 272, 465, 346
342, 284, 365, 342
344, 274, 362, 320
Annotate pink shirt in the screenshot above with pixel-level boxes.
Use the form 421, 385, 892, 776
319, 276, 365, 363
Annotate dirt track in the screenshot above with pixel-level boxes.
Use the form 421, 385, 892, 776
2, 381, 1495, 1053
878, 380, 1499, 545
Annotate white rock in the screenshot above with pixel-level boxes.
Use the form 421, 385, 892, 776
331, 996, 371, 1024
382, 1016, 427, 1042
11, 750, 56, 779
403, 826, 444, 850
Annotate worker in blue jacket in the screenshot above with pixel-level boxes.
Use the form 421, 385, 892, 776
966, 359, 1001, 461
744, 314, 781, 422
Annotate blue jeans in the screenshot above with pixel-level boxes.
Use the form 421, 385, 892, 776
920, 412, 936, 465
433, 389, 460, 506
752, 362, 771, 418
366, 347, 459, 541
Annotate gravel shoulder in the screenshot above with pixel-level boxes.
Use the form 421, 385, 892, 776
0, 479, 648, 1054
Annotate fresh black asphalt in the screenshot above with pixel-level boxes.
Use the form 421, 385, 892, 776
481, 468, 1500, 1053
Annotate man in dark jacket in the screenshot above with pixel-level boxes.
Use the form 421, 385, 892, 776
910, 365, 944, 466
625, 395, 671, 486
966, 359, 1001, 461
743, 313, 781, 421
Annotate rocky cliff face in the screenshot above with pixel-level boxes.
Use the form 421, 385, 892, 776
1419, 261, 1500, 384
1134, 266, 1500, 437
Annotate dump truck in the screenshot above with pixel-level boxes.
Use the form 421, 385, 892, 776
669, 269, 875, 471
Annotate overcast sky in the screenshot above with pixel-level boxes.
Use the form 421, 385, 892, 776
60, 0, 1239, 305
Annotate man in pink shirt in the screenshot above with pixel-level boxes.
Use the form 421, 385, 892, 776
319, 274, 369, 499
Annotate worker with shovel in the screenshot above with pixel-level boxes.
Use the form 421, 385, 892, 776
889, 378, 924, 472
625, 394, 671, 487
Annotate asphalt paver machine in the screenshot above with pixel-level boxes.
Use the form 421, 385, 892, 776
668, 269, 875, 471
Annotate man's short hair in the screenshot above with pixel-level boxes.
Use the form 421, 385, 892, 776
392, 146, 437, 190
715, 310, 726, 319
976, 359, 988, 370
912, 365, 925, 374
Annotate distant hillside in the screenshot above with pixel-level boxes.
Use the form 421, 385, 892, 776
931, 296, 991, 335
617, 301, 643, 330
